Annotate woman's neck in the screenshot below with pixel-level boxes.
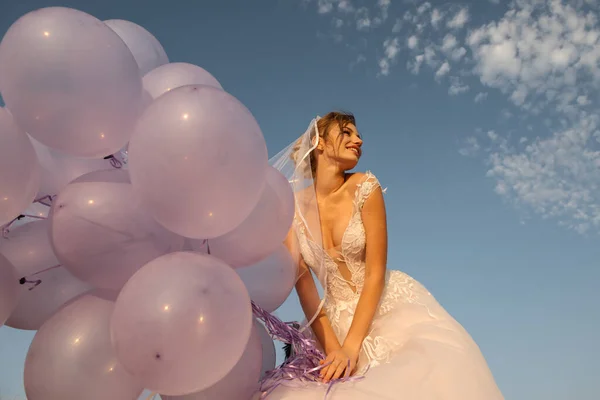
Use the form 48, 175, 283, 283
314, 162, 345, 198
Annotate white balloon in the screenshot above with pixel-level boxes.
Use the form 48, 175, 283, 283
0, 220, 92, 330
29, 135, 115, 198
104, 19, 169, 76
143, 62, 222, 101
254, 320, 276, 378
0, 108, 40, 226
161, 324, 262, 400
236, 245, 297, 312
0, 7, 143, 158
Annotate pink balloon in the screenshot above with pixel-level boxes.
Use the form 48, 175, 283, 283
143, 62, 223, 100
191, 166, 294, 267
128, 85, 268, 239
0, 7, 143, 158
0, 253, 20, 326
0, 220, 92, 330
0, 108, 40, 226
254, 320, 276, 379
161, 323, 262, 400
49, 169, 184, 290
236, 245, 297, 312
24, 294, 144, 400
110, 251, 253, 396
29, 135, 115, 198
104, 19, 169, 76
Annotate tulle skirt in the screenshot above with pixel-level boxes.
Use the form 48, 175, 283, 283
260, 270, 504, 400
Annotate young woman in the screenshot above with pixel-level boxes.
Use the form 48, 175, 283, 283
265, 112, 504, 399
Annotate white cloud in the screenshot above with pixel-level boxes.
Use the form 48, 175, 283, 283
475, 92, 489, 103
467, 0, 600, 113
484, 114, 600, 234
449, 76, 470, 95
377, 0, 391, 22
417, 2, 432, 15
408, 54, 425, 74
440, 34, 467, 61
356, 7, 371, 30
338, 0, 354, 13
317, 0, 335, 14
431, 8, 444, 28
577, 95, 591, 105
447, 8, 470, 29
407, 35, 418, 49
384, 37, 400, 60
441, 34, 458, 52
435, 61, 451, 80
379, 37, 401, 76
459, 136, 481, 156
378, 58, 391, 76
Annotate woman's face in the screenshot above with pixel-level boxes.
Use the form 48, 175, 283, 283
320, 122, 363, 171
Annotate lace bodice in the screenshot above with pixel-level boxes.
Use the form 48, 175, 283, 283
294, 171, 383, 303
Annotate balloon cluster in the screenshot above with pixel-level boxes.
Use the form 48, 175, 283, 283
0, 7, 295, 400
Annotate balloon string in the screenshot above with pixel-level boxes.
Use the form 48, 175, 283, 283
33, 195, 54, 207
1, 195, 54, 237
18, 263, 62, 290
2, 213, 47, 238
104, 154, 123, 169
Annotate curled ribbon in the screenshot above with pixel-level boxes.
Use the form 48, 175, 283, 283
252, 301, 367, 399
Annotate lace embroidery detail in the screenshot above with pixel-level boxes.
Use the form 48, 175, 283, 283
294, 171, 436, 369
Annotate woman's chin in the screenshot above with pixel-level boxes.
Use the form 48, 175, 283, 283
340, 158, 360, 171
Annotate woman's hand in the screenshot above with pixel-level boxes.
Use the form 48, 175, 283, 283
319, 346, 360, 383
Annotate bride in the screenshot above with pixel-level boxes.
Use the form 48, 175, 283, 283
263, 112, 504, 399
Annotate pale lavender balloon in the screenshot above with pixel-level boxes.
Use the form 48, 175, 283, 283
24, 294, 144, 400
128, 85, 268, 239
0, 220, 92, 330
143, 62, 223, 100
110, 252, 253, 395
0, 7, 143, 158
49, 169, 184, 290
161, 323, 262, 400
29, 135, 115, 198
191, 166, 294, 267
236, 245, 297, 312
104, 19, 169, 77
0, 108, 40, 226
254, 320, 276, 379
0, 253, 20, 326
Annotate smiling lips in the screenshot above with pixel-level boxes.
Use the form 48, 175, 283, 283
347, 145, 361, 157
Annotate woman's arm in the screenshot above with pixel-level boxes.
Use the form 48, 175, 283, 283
321, 183, 388, 383
284, 228, 342, 355
342, 185, 388, 357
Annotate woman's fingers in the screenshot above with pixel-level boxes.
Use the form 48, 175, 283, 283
323, 359, 343, 383
319, 355, 335, 378
331, 361, 348, 382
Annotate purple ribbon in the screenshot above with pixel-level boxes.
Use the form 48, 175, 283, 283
251, 302, 366, 399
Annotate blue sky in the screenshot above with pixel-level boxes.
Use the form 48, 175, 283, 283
1, 0, 599, 399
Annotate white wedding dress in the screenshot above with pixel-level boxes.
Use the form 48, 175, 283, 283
265, 172, 504, 399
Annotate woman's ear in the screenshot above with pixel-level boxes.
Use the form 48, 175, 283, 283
311, 134, 324, 151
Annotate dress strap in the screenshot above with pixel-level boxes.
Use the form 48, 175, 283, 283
354, 171, 385, 210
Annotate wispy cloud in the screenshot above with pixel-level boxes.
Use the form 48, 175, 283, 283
447, 7, 470, 29
483, 115, 600, 234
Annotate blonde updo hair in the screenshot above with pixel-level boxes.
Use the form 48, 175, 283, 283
290, 111, 356, 177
